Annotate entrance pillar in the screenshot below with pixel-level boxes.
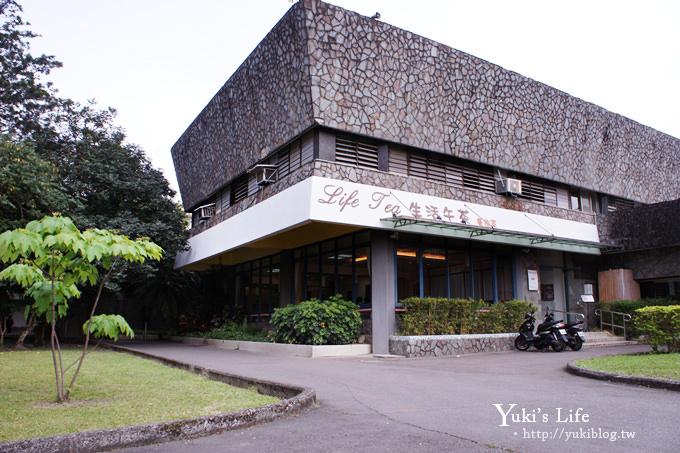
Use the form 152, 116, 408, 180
370, 230, 396, 354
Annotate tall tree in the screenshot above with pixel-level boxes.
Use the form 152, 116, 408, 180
0, 137, 76, 230
0, 1, 190, 339
0, 0, 61, 138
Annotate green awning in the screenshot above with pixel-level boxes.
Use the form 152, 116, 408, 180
381, 216, 620, 254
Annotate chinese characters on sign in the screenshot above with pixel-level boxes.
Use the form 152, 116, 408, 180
317, 183, 498, 227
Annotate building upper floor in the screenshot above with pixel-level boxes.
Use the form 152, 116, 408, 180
188, 126, 640, 235
172, 0, 680, 228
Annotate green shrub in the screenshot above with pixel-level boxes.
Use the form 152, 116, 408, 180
399, 298, 532, 336
269, 295, 361, 345
596, 298, 677, 338
634, 305, 680, 353
199, 319, 270, 342
597, 298, 676, 314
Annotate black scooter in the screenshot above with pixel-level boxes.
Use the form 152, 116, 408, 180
515, 310, 567, 352
564, 319, 586, 351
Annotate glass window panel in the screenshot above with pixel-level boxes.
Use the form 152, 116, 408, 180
337, 234, 353, 249
496, 254, 514, 301
336, 247, 354, 302
423, 248, 447, 298
397, 246, 420, 302
306, 251, 320, 301
355, 247, 371, 308
355, 231, 370, 245
448, 250, 471, 299
472, 252, 493, 303
321, 247, 336, 300
294, 259, 305, 303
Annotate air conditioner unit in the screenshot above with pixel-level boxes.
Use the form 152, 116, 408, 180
195, 203, 216, 221
248, 164, 278, 186
495, 178, 522, 196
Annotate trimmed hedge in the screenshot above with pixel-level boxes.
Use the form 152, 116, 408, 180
597, 298, 677, 315
596, 298, 678, 338
269, 295, 361, 345
399, 298, 533, 336
198, 319, 270, 342
635, 305, 680, 353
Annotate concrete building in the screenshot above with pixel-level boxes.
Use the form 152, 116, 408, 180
171, 0, 680, 353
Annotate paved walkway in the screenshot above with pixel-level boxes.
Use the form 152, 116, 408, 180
119, 342, 678, 452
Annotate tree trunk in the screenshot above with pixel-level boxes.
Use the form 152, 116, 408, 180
14, 310, 36, 349
0, 316, 6, 347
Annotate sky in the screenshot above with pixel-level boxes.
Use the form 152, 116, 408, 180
19, 0, 680, 201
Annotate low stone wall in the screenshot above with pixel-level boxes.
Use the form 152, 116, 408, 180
389, 333, 516, 358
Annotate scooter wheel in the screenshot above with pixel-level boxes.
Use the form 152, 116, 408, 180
551, 339, 566, 352
569, 337, 583, 351
514, 336, 530, 351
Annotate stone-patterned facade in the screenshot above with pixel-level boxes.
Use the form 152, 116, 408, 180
600, 199, 680, 250
599, 199, 680, 280
173, 0, 680, 212
389, 334, 516, 358
172, 5, 315, 211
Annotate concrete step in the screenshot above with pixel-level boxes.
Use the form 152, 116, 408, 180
582, 331, 637, 348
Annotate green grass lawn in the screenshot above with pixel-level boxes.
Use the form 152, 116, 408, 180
0, 348, 280, 443
575, 353, 680, 381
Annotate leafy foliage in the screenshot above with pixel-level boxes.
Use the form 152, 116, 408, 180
0, 138, 76, 230
269, 295, 361, 345
0, 2, 190, 337
596, 298, 678, 338
399, 298, 533, 336
86, 314, 134, 342
0, 215, 162, 402
198, 319, 270, 343
634, 305, 680, 353
0, 0, 61, 138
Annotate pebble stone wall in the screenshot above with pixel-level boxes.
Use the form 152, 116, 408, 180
173, 0, 680, 213
172, 5, 314, 210
598, 199, 680, 280
389, 333, 517, 358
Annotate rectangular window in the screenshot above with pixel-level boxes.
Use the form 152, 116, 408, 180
320, 241, 336, 300
496, 255, 514, 301
519, 179, 558, 206
336, 137, 379, 169
388, 147, 408, 175
448, 250, 471, 299
220, 187, 231, 211
277, 149, 290, 179
355, 246, 371, 307
397, 247, 420, 301
247, 173, 258, 196
289, 140, 302, 173
472, 252, 494, 303
230, 174, 249, 204
607, 196, 635, 212
556, 187, 570, 209
408, 153, 428, 179
423, 248, 447, 297
301, 132, 314, 166
305, 244, 320, 301
336, 245, 354, 302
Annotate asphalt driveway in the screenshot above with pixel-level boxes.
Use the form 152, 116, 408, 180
118, 342, 678, 452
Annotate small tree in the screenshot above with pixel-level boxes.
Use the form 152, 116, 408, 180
0, 215, 162, 402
